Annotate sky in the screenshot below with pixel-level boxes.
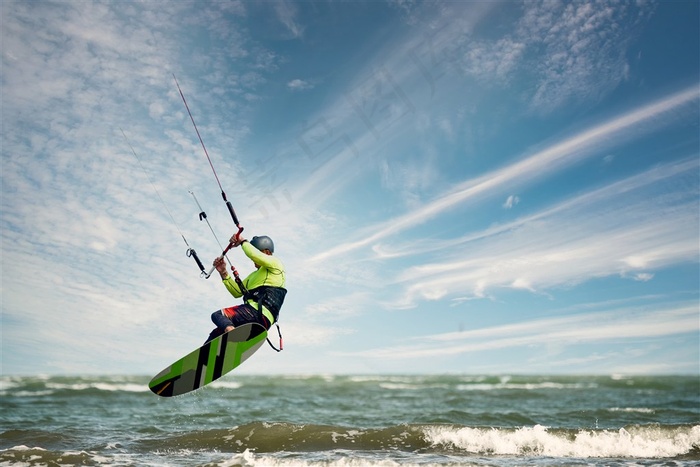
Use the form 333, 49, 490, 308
1, 0, 698, 377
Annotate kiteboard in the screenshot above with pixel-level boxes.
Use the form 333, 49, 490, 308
149, 323, 267, 397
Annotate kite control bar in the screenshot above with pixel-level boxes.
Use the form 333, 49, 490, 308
202, 226, 244, 280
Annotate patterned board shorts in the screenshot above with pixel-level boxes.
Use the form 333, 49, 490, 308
221, 304, 270, 329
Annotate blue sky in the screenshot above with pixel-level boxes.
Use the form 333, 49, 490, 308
1, 0, 698, 376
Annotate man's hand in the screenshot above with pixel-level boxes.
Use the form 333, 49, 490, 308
230, 231, 246, 247
213, 257, 228, 278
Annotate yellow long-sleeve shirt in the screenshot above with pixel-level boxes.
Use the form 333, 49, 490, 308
222, 241, 286, 324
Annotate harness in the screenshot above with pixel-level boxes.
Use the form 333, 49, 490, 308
244, 286, 287, 352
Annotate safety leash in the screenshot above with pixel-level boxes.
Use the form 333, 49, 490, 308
267, 323, 283, 352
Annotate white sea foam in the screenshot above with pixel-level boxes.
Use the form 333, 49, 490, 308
379, 383, 420, 390
209, 381, 243, 389
608, 407, 655, 414
423, 424, 700, 458
4, 445, 47, 452
215, 449, 424, 467
44, 382, 149, 392
0, 379, 21, 391
350, 375, 419, 384
456, 382, 596, 391
91, 382, 148, 392
7, 390, 55, 397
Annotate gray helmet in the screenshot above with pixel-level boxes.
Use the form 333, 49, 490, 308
250, 235, 274, 253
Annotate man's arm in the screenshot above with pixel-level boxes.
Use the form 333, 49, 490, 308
241, 241, 283, 272
214, 256, 244, 298
222, 276, 244, 298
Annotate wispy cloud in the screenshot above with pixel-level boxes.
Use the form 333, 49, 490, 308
503, 195, 520, 209
274, 0, 304, 39
269, 0, 658, 225
375, 156, 697, 264
380, 157, 440, 208
288, 78, 314, 91
304, 292, 373, 320
310, 86, 699, 263
340, 302, 699, 360
389, 156, 698, 307
459, 1, 656, 112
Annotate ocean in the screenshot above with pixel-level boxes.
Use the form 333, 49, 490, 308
1, 374, 698, 466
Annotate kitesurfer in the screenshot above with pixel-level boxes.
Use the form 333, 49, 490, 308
206, 233, 287, 343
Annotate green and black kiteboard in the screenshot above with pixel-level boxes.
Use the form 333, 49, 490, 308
149, 323, 267, 397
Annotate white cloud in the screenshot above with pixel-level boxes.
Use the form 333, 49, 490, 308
462, 38, 526, 83
503, 195, 520, 209
439, 1, 656, 112
310, 86, 699, 263
342, 302, 700, 360
519, 1, 653, 112
380, 157, 440, 208
288, 79, 314, 91
392, 159, 698, 307
304, 292, 372, 320
274, 0, 304, 39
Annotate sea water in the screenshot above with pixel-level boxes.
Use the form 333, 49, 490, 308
1, 374, 698, 466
